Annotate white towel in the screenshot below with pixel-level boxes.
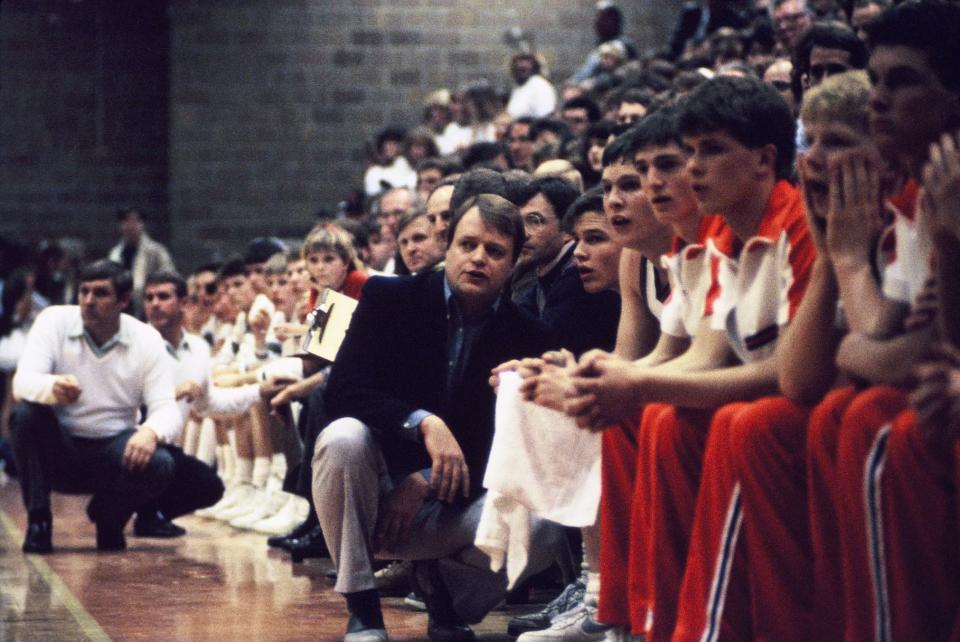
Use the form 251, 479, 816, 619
475, 370, 601, 587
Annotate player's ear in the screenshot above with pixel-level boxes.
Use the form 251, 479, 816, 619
756, 143, 778, 179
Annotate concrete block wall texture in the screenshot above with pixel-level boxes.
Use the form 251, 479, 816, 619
2, 1, 680, 270
0, 1, 170, 262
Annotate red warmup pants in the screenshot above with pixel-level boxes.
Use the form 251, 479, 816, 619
805, 386, 859, 641
598, 405, 668, 634
836, 386, 960, 642
633, 403, 717, 642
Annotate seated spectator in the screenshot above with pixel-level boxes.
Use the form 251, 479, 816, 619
425, 177, 458, 253
560, 97, 602, 139
364, 127, 417, 197
302, 227, 369, 305
416, 157, 462, 201
396, 212, 442, 275
507, 118, 537, 172
506, 52, 558, 120
850, 0, 890, 40
108, 207, 176, 317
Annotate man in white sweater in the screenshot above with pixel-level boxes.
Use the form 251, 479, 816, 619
11, 260, 181, 553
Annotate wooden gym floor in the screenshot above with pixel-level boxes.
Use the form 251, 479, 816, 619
0, 479, 521, 641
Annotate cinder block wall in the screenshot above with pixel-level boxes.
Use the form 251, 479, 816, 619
2, 1, 679, 269
0, 1, 170, 261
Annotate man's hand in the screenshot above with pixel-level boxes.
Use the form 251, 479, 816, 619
52, 374, 82, 405
903, 277, 940, 333
175, 380, 204, 403
273, 322, 308, 342
269, 377, 317, 410
923, 130, 960, 239
912, 343, 960, 441
374, 471, 431, 552
566, 351, 643, 431
249, 308, 272, 338
420, 415, 469, 502
519, 349, 576, 411
259, 375, 299, 402
123, 426, 158, 472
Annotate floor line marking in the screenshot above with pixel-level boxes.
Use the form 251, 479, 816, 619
0, 509, 113, 642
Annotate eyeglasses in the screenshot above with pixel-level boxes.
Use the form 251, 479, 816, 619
522, 212, 551, 229
769, 80, 792, 92
776, 11, 809, 26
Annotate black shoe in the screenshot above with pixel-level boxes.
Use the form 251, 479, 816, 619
507, 579, 585, 637
267, 517, 315, 550
413, 561, 474, 641
287, 525, 328, 562
22, 520, 53, 554
426, 618, 475, 642
86, 497, 128, 552
95, 523, 127, 551
133, 511, 186, 538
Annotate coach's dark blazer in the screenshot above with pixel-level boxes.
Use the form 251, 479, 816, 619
324, 269, 553, 499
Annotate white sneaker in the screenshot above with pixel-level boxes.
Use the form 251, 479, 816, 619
196, 481, 242, 518
230, 489, 289, 529
250, 494, 309, 535
603, 628, 643, 642
373, 560, 413, 593
211, 483, 259, 521
517, 605, 611, 641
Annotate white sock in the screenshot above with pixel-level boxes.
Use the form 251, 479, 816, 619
215, 446, 227, 481
236, 457, 254, 484
196, 417, 218, 465
252, 456, 271, 488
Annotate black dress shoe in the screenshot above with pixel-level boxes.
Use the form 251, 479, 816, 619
86, 497, 128, 552
267, 517, 316, 550
133, 511, 186, 538
426, 618, 475, 642
288, 525, 328, 562
413, 561, 475, 641
95, 523, 127, 551
22, 520, 53, 554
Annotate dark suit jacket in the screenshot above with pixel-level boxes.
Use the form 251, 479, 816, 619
324, 270, 553, 498
515, 245, 621, 357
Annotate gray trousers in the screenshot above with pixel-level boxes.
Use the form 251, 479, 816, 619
312, 417, 565, 623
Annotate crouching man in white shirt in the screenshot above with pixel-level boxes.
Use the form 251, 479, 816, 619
11, 260, 181, 554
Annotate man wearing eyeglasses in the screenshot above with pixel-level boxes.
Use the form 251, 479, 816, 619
514, 175, 620, 356
772, 0, 813, 54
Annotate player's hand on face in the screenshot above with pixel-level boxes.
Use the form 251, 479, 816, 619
797, 154, 828, 253
825, 149, 885, 267
52, 374, 82, 405
923, 130, 960, 239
